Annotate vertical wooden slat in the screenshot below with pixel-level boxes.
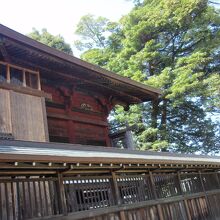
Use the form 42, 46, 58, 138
0, 183, 2, 220
11, 181, 15, 220
48, 180, 54, 215
5, 182, 10, 220
111, 173, 121, 205
177, 172, 192, 220
22, 181, 27, 219
16, 181, 21, 220
38, 180, 43, 217
6, 64, 10, 83
149, 172, 164, 220
111, 173, 126, 220
198, 171, 213, 219
76, 181, 83, 211
57, 173, 67, 215
43, 180, 49, 216
52, 180, 59, 214
33, 180, 39, 217
27, 180, 33, 218
22, 70, 26, 87
37, 71, 41, 90
112, 172, 126, 220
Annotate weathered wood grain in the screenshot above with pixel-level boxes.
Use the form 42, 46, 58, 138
0, 172, 219, 220
10, 91, 47, 142
0, 89, 12, 134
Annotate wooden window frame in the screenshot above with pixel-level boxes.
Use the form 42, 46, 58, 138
0, 61, 41, 90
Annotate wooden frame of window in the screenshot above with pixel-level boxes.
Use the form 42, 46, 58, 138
0, 61, 41, 90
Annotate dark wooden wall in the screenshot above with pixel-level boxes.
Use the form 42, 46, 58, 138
0, 171, 220, 220
42, 83, 112, 146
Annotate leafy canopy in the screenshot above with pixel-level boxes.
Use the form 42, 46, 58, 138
75, 0, 220, 154
28, 28, 73, 55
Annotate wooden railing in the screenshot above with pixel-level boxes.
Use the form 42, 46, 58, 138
0, 171, 220, 219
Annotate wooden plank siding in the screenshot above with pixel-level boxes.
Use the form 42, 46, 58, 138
0, 89, 12, 134
0, 171, 220, 220
0, 89, 48, 142
10, 91, 47, 142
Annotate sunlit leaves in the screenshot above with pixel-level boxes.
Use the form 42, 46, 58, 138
28, 28, 73, 55
75, 0, 220, 154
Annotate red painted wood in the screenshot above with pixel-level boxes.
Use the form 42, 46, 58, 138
42, 84, 112, 146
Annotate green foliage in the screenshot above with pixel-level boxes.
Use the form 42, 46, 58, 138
28, 28, 73, 55
74, 14, 110, 50
75, 0, 220, 154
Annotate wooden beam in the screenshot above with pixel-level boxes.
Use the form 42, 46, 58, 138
0, 82, 51, 99
47, 112, 108, 127
9, 56, 144, 105
0, 170, 56, 175
0, 60, 39, 74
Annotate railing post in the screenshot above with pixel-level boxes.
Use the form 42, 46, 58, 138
57, 173, 67, 215
111, 172, 126, 220
149, 172, 164, 220
6, 64, 10, 83
198, 171, 213, 218
177, 172, 192, 220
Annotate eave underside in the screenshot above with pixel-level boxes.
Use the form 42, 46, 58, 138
0, 27, 161, 105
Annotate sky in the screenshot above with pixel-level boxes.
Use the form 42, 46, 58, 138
0, 0, 134, 56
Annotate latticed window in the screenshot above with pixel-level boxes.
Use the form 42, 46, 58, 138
64, 177, 115, 212
153, 174, 181, 198
180, 173, 203, 194
117, 175, 154, 204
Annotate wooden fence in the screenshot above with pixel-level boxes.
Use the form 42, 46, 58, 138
0, 171, 220, 220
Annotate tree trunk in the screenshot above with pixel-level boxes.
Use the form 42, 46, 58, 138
161, 98, 167, 137
151, 99, 159, 142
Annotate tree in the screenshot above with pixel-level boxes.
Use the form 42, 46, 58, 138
74, 14, 123, 61
74, 14, 109, 51
28, 28, 73, 55
75, 0, 220, 154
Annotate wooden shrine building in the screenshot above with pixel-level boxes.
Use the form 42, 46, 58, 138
0, 24, 220, 220
0, 24, 160, 146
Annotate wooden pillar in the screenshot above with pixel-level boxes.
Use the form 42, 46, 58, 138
111, 172, 126, 220
37, 71, 41, 90
57, 173, 67, 215
22, 70, 26, 87
149, 172, 164, 220
6, 64, 10, 83
177, 172, 192, 220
